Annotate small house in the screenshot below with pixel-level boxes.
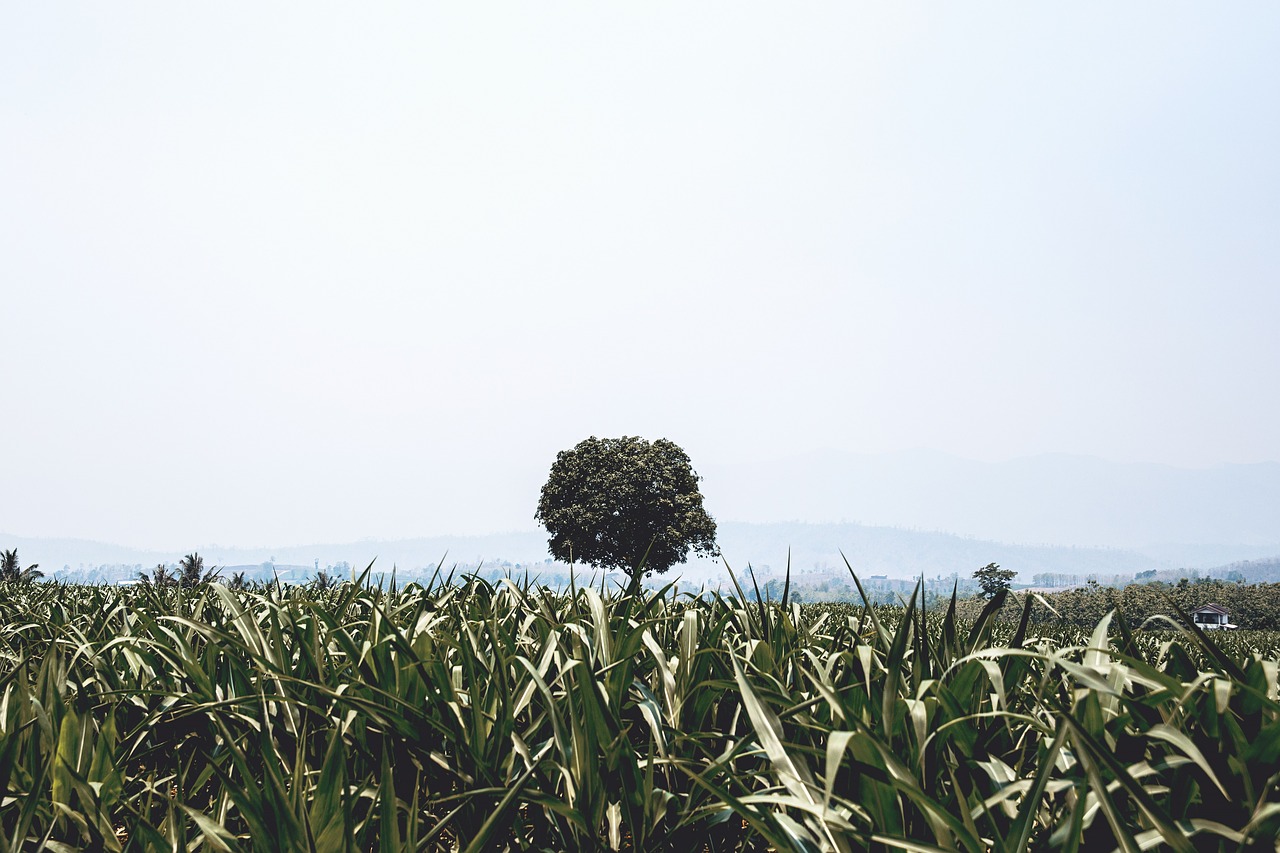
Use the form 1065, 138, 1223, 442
1190, 603, 1237, 630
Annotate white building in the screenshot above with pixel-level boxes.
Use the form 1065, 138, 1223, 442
1191, 603, 1237, 630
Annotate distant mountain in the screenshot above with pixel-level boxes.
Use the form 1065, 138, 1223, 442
7, 450, 1278, 584
700, 450, 1280, 554
1202, 557, 1280, 584
0, 535, 173, 570
9, 520, 1259, 586
0, 532, 555, 580
713, 521, 1154, 580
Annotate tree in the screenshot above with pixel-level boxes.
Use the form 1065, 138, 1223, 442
139, 564, 176, 587
0, 549, 42, 582
535, 436, 719, 592
973, 562, 1016, 599
178, 552, 216, 588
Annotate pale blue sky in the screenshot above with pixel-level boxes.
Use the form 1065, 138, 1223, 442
3, 4, 1278, 548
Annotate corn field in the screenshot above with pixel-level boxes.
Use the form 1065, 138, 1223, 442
1, 569, 1278, 852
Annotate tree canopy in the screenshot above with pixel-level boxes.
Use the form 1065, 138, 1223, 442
535, 436, 718, 588
974, 562, 1016, 599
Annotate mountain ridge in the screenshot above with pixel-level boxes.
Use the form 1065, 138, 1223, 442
699, 450, 1280, 549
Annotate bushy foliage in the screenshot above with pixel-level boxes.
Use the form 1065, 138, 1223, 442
973, 561, 1015, 598
535, 436, 719, 586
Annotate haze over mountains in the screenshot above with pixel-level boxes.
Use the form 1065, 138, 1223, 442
6, 452, 1277, 583
702, 450, 1280, 552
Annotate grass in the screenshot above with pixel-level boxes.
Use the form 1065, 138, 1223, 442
0, 567, 1278, 851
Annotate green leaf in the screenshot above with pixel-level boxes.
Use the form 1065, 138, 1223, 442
309, 726, 349, 853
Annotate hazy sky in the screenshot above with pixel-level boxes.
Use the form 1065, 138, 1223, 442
4, 4, 1278, 548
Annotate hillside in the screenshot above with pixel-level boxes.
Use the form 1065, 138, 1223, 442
701, 451, 1280, 552
8, 519, 1257, 587
1203, 556, 1280, 583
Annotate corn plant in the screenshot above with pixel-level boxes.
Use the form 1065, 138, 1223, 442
0, 567, 1277, 851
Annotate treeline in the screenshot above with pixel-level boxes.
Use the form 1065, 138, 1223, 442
1028, 571, 1142, 588
955, 578, 1280, 630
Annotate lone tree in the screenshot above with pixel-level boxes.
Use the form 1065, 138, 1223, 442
974, 562, 1016, 599
535, 436, 719, 592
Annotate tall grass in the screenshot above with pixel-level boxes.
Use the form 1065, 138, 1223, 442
0, 568, 1277, 851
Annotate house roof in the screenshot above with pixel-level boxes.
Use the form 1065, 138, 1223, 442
1191, 603, 1229, 615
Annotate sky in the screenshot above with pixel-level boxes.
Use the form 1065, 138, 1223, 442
3, 4, 1279, 549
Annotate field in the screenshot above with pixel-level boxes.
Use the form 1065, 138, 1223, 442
1, 572, 1278, 851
